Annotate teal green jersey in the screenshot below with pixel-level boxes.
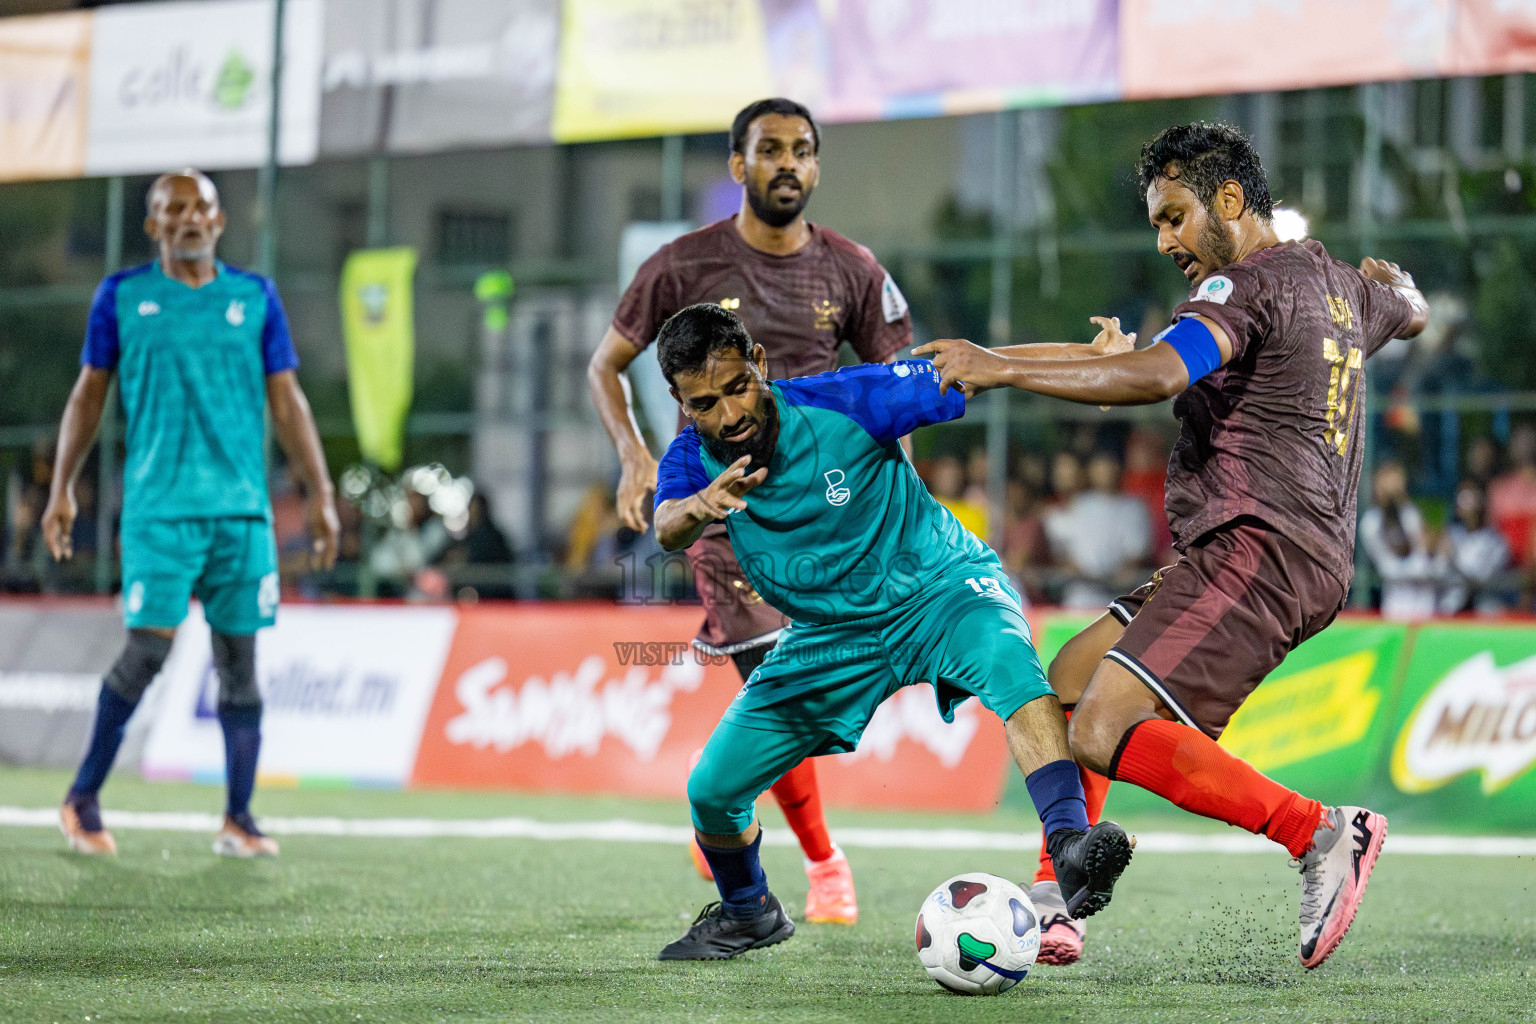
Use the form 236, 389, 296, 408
655, 360, 994, 624
82, 261, 299, 522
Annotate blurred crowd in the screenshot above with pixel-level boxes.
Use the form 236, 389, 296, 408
5, 412, 1536, 620
916, 427, 1172, 611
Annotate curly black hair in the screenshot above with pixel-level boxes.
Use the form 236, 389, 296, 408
657, 304, 756, 385
1136, 122, 1273, 221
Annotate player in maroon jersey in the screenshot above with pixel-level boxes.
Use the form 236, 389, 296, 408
587, 98, 913, 925
918, 122, 1428, 970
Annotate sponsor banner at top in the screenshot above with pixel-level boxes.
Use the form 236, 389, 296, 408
0, 12, 91, 183
1119, 0, 1454, 100
821, 0, 1119, 122
552, 0, 1120, 142
83, 0, 322, 177
1449, 0, 1536, 75
319, 0, 557, 157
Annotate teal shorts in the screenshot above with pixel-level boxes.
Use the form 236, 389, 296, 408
119, 517, 279, 635
688, 563, 1051, 835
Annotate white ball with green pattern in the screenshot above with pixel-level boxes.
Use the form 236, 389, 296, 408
915, 872, 1040, 995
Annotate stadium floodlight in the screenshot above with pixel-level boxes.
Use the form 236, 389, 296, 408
1273, 207, 1309, 242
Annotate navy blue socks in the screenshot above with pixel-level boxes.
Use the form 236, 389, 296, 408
218, 705, 263, 818
1026, 759, 1091, 838
68, 685, 139, 800
696, 830, 770, 918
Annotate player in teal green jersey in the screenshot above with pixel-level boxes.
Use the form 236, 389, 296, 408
650, 304, 1133, 961
41, 170, 338, 859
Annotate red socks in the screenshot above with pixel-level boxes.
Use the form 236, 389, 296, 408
1111, 718, 1323, 858
1035, 709, 1111, 884
771, 758, 835, 863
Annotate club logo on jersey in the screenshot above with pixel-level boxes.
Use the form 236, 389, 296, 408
824, 469, 851, 506
137, 301, 160, 317
718, 297, 740, 310
125, 581, 145, 615
225, 300, 246, 326
813, 299, 840, 331
1195, 275, 1233, 304
892, 362, 912, 378
881, 271, 909, 323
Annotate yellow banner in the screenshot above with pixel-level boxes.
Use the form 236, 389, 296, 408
553, 0, 775, 142
0, 12, 91, 183
340, 247, 418, 473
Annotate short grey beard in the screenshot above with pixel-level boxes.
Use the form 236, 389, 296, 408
170, 244, 214, 262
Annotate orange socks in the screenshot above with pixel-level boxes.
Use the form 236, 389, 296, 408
770, 758, 834, 863
1110, 718, 1323, 858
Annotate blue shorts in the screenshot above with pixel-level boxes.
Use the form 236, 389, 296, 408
119, 517, 279, 635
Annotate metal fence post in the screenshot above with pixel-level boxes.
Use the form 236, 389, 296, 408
985, 111, 1016, 551
94, 176, 124, 595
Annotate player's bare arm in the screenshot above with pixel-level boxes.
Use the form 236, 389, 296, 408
587, 325, 658, 534
917, 314, 1218, 405
1360, 257, 1429, 338
267, 370, 340, 570
41, 366, 113, 562
655, 455, 768, 552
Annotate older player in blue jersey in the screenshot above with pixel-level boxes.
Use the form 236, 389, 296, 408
42, 169, 338, 858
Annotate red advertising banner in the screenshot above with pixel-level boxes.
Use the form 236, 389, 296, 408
1451, 0, 1536, 74
1119, 0, 1453, 99
409, 603, 1012, 812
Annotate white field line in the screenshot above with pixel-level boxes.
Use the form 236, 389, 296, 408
2, 806, 1534, 855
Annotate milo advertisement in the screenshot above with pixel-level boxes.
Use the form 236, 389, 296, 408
1385, 625, 1536, 830
1008, 614, 1536, 831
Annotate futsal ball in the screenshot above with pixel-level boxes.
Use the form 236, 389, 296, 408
915, 872, 1040, 995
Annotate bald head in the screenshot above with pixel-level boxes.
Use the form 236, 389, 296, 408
144, 169, 225, 267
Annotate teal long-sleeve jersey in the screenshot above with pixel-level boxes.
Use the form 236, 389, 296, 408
655, 360, 997, 625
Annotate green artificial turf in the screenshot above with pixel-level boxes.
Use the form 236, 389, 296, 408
1, 767, 1532, 1024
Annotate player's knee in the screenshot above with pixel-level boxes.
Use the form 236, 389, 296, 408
686, 763, 750, 834
211, 631, 260, 709
104, 629, 175, 704
1065, 702, 1119, 776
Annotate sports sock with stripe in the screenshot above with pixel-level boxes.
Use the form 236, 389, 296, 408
1110, 718, 1323, 858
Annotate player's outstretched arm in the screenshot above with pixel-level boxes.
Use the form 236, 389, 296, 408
992, 316, 1137, 361
267, 370, 340, 570
1360, 257, 1429, 338
41, 366, 112, 561
587, 326, 659, 535
917, 311, 1232, 406
655, 455, 767, 552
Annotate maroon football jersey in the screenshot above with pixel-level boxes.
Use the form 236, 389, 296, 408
1164, 240, 1416, 585
613, 217, 911, 384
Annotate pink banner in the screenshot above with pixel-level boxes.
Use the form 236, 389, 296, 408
1451, 0, 1536, 74
816, 0, 1120, 121
1120, 0, 1453, 99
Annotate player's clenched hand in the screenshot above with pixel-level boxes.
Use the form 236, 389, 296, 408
308, 495, 341, 571
1360, 257, 1415, 291
617, 451, 659, 534
40, 491, 76, 562
1089, 316, 1136, 356
912, 338, 1007, 395
695, 455, 768, 519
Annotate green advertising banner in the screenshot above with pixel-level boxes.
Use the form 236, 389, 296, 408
1385, 624, 1536, 830
340, 247, 417, 473
1013, 615, 1409, 821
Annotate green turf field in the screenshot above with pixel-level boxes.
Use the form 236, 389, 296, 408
1, 767, 1532, 1024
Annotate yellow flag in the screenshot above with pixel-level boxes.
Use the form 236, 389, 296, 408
340, 247, 417, 472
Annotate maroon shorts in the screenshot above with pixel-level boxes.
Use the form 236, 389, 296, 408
1105, 518, 1347, 740
686, 528, 790, 655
